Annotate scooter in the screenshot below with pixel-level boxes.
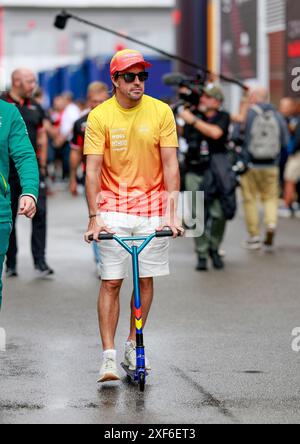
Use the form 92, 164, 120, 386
95, 228, 178, 392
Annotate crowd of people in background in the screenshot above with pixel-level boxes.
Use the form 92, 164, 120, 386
2, 66, 300, 280
178, 83, 300, 270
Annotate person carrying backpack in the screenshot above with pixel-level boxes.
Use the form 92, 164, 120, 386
240, 88, 289, 250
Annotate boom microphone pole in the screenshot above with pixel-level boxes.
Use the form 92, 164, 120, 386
54, 10, 248, 91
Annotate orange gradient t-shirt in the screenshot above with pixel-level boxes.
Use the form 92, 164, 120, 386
84, 95, 178, 217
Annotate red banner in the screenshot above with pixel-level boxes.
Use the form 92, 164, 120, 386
288, 41, 300, 58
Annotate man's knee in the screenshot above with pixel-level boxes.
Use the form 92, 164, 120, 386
102, 279, 123, 294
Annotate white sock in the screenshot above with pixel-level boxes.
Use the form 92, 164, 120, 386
103, 349, 117, 360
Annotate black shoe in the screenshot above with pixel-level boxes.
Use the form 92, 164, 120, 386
264, 228, 276, 248
6, 267, 18, 278
34, 261, 54, 277
196, 257, 208, 272
210, 251, 225, 270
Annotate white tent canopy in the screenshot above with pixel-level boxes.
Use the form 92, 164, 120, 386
1, 0, 175, 7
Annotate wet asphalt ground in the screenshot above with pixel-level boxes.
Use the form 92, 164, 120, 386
0, 191, 300, 424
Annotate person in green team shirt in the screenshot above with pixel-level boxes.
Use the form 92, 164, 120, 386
0, 100, 39, 309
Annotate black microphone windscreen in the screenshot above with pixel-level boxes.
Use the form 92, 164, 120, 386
54, 12, 70, 30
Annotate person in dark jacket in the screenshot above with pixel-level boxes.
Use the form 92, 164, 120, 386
0, 100, 39, 309
179, 85, 230, 271
1, 68, 53, 277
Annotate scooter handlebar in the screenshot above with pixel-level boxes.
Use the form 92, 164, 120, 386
88, 233, 114, 242
155, 229, 175, 238
88, 228, 182, 242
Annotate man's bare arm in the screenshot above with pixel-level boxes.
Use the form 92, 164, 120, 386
84, 154, 114, 243
86, 154, 103, 215
69, 149, 83, 196
193, 119, 224, 140
179, 109, 224, 140
37, 125, 48, 173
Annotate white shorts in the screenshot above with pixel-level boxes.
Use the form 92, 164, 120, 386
99, 212, 170, 280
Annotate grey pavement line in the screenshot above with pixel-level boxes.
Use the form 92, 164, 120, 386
171, 366, 240, 424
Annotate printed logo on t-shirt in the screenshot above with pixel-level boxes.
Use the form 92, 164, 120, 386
110, 128, 128, 152
138, 125, 150, 134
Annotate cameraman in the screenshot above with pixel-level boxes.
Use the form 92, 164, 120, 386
179, 85, 230, 271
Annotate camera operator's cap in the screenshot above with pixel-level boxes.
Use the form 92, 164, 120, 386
110, 49, 152, 76
203, 84, 225, 103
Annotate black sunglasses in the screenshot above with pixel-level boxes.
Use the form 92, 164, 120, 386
116, 72, 149, 83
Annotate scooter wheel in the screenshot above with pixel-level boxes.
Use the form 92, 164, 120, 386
139, 372, 145, 392
127, 375, 132, 383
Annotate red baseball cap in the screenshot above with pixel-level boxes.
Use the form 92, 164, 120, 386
110, 49, 152, 76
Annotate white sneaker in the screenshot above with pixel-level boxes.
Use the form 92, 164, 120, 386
278, 206, 292, 218
98, 355, 120, 383
292, 203, 300, 219
124, 341, 151, 371
218, 249, 226, 258
242, 237, 262, 251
